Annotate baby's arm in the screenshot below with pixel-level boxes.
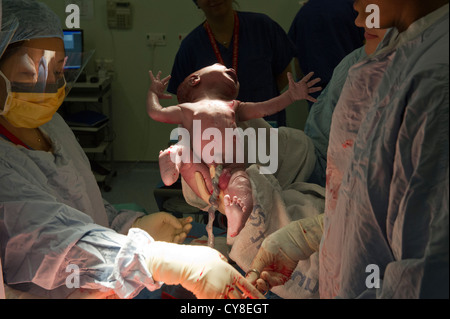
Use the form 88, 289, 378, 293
236, 72, 321, 122
147, 71, 184, 124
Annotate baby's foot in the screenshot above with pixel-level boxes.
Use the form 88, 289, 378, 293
224, 195, 249, 238
224, 195, 247, 213
158, 145, 182, 186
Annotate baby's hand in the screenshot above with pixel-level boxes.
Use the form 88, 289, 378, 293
287, 72, 322, 103
149, 70, 173, 100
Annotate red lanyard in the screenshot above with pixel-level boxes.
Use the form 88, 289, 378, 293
0, 122, 31, 149
204, 11, 240, 74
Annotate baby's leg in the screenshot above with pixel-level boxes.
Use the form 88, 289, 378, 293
159, 144, 212, 198
223, 169, 253, 238
159, 144, 184, 186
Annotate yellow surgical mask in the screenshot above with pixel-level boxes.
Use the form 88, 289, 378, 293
0, 71, 66, 128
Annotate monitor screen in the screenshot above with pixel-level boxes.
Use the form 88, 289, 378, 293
63, 29, 84, 69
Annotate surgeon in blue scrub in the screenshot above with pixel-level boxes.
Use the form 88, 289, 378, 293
0, 0, 264, 300
247, 0, 449, 299
167, 0, 297, 127
288, 0, 364, 109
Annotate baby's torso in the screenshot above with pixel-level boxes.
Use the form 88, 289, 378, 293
180, 100, 242, 166
182, 100, 238, 129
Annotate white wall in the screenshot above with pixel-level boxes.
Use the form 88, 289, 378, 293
42, 0, 308, 161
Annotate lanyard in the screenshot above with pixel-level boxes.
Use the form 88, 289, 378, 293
0, 121, 31, 149
204, 11, 240, 74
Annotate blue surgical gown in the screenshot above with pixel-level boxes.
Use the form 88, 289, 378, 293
288, 0, 365, 106
0, 114, 161, 298
304, 46, 367, 187
167, 11, 297, 127
320, 6, 449, 298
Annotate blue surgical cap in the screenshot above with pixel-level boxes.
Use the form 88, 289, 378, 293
2, 0, 63, 44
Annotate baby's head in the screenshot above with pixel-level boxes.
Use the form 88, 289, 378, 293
177, 76, 195, 104
177, 63, 239, 103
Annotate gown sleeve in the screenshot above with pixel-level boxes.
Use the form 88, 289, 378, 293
0, 150, 161, 299
379, 69, 449, 298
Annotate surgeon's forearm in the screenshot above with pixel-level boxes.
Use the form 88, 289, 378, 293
296, 214, 324, 253
69, 228, 162, 299
276, 214, 324, 262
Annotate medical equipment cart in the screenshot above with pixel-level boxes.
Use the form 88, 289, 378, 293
62, 75, 116, 191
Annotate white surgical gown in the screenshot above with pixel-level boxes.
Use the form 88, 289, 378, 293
0, 113, 161, 298
304, 46, 367, 187
320, 6, 449, 298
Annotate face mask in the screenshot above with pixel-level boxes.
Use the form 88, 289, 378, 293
0, 70, 66, 128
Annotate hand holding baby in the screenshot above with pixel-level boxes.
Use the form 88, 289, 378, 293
133, 212, 193, 244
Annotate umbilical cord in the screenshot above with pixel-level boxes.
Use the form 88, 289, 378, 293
206, 165, 223, 248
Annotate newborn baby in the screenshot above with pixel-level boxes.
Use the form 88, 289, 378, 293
147, 63, 321, 238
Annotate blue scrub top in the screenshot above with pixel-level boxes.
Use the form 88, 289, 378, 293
167, 11, 297, 127
288, 0, 364, 106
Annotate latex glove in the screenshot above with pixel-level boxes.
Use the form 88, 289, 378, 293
133, 212, 193, 244
286, 72, 322, 103
246, 214, 324, 293
147, 242, 265, 299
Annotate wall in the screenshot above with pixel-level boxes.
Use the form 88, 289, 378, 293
41, 0, 309, 162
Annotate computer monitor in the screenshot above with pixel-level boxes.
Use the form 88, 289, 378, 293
63, 29, 84, 69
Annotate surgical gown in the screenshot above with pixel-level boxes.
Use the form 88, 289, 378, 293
304, 46, 367, 187
320, 6, 449, 298
0, 113, 161, 298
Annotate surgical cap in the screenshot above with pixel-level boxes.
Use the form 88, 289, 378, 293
0, 12, 19, 58
2, 0, 63, 44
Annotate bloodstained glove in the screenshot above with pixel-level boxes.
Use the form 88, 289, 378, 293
246, 214, 324, 293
